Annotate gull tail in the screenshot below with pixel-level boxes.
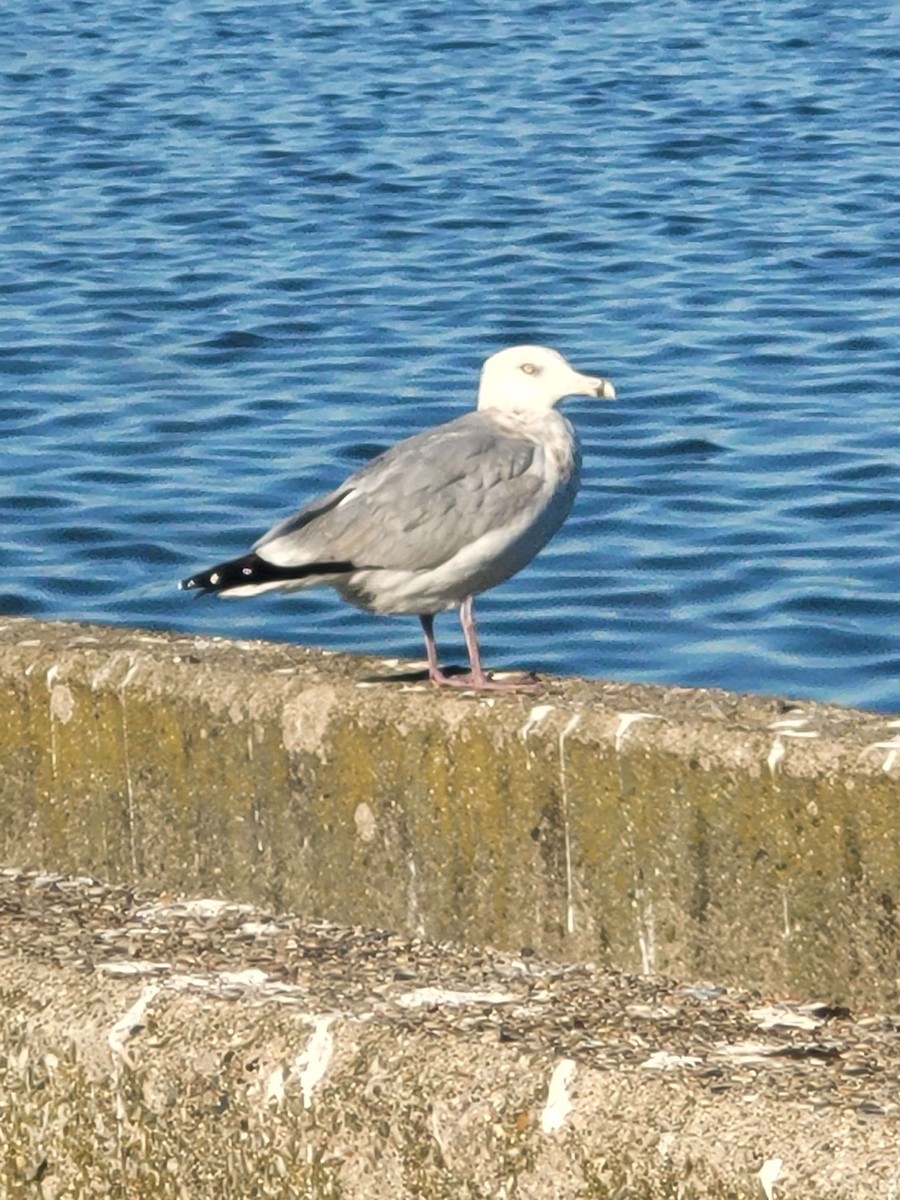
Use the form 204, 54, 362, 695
179, 553, 357, 597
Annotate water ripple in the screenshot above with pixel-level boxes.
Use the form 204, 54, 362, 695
2, 0, 899, 710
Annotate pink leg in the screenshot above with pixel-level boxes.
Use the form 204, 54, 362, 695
419, 614, 447, 682
418, 602, 541, 692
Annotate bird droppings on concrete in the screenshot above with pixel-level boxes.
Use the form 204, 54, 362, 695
614, 710, 665, 752
540, 1058, 576, 1134
395, 987, 518, 1010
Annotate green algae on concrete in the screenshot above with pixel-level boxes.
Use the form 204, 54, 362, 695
0, 616, 897, 1006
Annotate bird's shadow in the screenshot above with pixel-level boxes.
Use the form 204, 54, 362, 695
357, 664, 544, 692
358, 664, 470, 686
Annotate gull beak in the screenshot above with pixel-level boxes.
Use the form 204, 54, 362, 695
563, 369, 617, 403
582, 374, 616, 400
594, 376, 616, 400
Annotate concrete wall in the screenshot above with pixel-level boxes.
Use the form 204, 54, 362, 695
1, 616, 897, 1006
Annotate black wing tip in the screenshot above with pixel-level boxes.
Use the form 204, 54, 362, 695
177, 553, 269, 595
178, 553, 359, 594
179, 574, 215, 596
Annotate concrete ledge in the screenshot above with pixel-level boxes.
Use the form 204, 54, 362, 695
0, 616, 897, 1006
1, 871, 897, 1200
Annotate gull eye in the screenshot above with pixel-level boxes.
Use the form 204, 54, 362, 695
520, 363, 538, 375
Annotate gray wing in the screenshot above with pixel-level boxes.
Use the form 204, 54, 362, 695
255, 412, 546, 572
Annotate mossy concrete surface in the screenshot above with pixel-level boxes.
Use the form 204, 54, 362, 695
0, 616, 898, 1006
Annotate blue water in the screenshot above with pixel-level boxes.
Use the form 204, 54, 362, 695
3, 1, 900, 711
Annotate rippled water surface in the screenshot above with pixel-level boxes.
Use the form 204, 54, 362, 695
3, 1, 899, 710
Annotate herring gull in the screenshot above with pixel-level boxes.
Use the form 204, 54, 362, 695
179, 344, 616, 689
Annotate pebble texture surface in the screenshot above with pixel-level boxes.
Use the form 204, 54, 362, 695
1, 870, 897, 1199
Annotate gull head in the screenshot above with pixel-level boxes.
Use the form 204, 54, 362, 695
477, 344, 616, 414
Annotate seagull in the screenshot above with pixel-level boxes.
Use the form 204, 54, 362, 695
180, 344, 616, 690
